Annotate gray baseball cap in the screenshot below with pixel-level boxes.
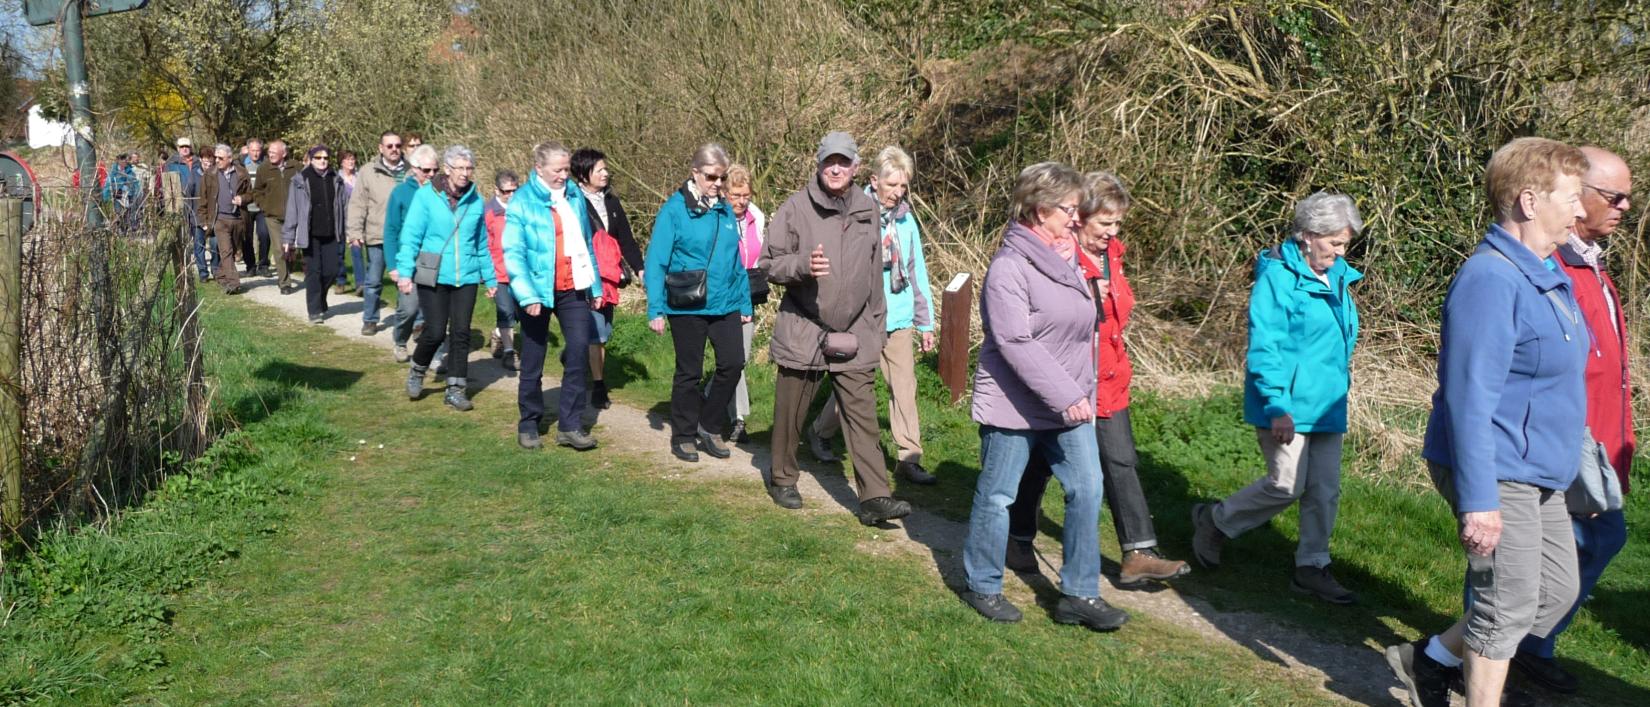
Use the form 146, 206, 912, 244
816, 131, 858, 165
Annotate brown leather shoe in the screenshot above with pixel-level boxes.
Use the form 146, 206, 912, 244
1118, 548, 1191, 585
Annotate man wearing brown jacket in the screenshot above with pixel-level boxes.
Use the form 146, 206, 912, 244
760, 131, 910, 527
252, 140, 302, 293
198, 144, 249, 294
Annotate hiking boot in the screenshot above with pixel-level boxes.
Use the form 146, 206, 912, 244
406, 364, 427, 400
278, 283, 295, 295
1119, 548, 1191, 585
963, 591, 1022, 623
1384, 640, 1451, 707
1190, 502, 1226, 568
309, 315, 324, 325
393, 344, 410, 363
897, 460, 938, 485
728, 419, 749, 444
443, 382, 474, 412
1291, 565, 1356, 605
1053, 595, 1129, 632
591, 380, 611, 409
767, 484, 803, 509
334, 283, 351, 295
1005, 538, 1039, 574
501, 351, 518, 373
856, 496, 912, 526
697, 431, 731, 459
1511, 651, 1579, 694
361, 323, 375, 336
518, 431, 542, 450
806, 426, 838, 462
671, 438, 699, 462
555, 429, 598, 451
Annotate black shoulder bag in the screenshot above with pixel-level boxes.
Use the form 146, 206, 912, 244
663, 208, 724, 310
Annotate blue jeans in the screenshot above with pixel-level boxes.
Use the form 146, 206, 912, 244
392, 286, 424, 346
964, 424, 1104, 598
1518, 509, 1628, 658
189, 223, 216, 279
336, 242, 365, 286
361, 245, 386, 325
494, 282, 518, 332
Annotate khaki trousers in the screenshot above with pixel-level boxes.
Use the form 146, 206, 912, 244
772, 366, 891, 501
1212, 429, 1343, 568
812, 328, 923, 464
211, 218, 243, 291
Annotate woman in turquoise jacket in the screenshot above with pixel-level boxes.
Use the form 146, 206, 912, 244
1191, 191, 1363, 606
395, 145, 497, 412
644, 143, 752, 463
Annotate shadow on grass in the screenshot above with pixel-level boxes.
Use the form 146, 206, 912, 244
254, 360, 364, 392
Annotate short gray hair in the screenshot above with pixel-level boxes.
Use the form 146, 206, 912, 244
534, 141, 570, 167
691, 142, 730, 171
874, 145, 914, 181
442, 144, 474, 167
1011, 161, 1084, 225
213, 143, 232, 158
1290, 191, 1362, 242
409, 144, 438, 169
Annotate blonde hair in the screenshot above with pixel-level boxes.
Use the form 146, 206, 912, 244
1011, 162, 1083, 225
533, 141, 570, 167
726, 163, 753, 189
1079, 171, 1130, 217
875, 145, 914, 181
1485, 137, 1589, 221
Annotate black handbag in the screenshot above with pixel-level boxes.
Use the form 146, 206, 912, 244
662, 209, 726, 310
747, 267, 770, 306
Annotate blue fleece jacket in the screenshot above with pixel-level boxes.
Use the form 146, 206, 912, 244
644, 187, 751, 319
1422, 225, 1588, 513
501, 173, 602, 309
1242, 239, 1362, 433
394, 180, 496, 289
383, 178, 422, 271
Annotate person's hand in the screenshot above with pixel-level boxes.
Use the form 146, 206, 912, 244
397, 277, 413, 295
282, 243, 292, 256
1096, 278, 1111, 300
741, 315, 753, 324
487, 286, 497, 298
1461, 510, 1503, 556
1270, 414, 1296, 445
920, 331, 936, 353
350, 238, 364, 248
387, 269, 399, 282
525, 303, 542, 317
1062, 398, 1094, 425
231, 195, 242, 206
810, 243, 830, 278
649, 317, 667, 335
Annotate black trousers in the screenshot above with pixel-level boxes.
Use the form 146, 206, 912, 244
518, 289, 593, 433
303, 238, 341, 318
1007, 407, 1160, 551
412, 283, 477, 381
668, 312, 744, 439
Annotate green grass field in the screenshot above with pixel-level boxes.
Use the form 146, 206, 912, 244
1, 290, 1645, 703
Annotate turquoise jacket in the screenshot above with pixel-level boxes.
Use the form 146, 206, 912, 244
644, 185, 751, 319
872, 188, 935, 332
502, 174, 601, 309
383, 178, 421, 271
394, 178, 496, 289
1242, 239, 1362, 433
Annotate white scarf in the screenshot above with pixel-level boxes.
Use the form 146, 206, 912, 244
541, 174, 595, 290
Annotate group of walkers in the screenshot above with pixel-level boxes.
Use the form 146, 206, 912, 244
169, 126, 1632, 705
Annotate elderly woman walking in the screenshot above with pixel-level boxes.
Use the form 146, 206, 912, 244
645, 143, 751, 462
504, 142, 603, 451
1383, 137, 1588, 707
724, 163, 766, 443
396, 145, 498, 411
1005, 171, 1189, 585
960, 161, 1126, 632
281, 145, 349, 324
1190, 191, 1364, 605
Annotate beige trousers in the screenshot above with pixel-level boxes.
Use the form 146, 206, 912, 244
812, 327, 922, 464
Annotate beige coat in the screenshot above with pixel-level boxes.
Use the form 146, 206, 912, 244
760, 176, 887, 372
344, 157, 408, 245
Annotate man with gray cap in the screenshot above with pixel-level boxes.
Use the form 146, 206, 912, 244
759, 131, 911, 527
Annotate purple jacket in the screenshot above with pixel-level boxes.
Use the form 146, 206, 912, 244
971, 222, 1098, 430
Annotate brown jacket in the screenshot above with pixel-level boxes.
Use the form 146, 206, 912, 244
197, 163, 249, 230
760, 176, 887, 372
251, 160, 300, 221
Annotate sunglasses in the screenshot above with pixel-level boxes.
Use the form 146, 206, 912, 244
383, 142, 403, 149
498, 188, 517, 195
312, 154, 330, 161
1586, 183, 1630, 209
416, 166, 436, 174
698, 171, 727, 183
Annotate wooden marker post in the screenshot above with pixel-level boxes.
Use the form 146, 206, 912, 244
938, 272, 972, 404
1, 198, 23, 530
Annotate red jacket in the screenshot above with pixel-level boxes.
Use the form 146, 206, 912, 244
592, 229, 623, 307
483, 197, 510, 285
1079, 238, 1136, 418
1559, 250, 1635, 492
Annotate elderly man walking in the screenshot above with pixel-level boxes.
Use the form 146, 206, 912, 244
760, 131, 911, 527
197, 144, 249, 295
347, 131, 411, 338
385, 144, 439, 359
252, 140, 301, 293
166, 138, 211, 281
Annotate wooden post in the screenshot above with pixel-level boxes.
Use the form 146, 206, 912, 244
1, 198, 23, 530
938, 272, 973, 404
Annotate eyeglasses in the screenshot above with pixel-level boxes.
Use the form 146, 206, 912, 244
698, 171, 726, 183
383, 142, 403, 150
416, 166, 436, 174
1056, 204, 1081, 220
312, 154, 329, 161
1586, 183, 1631, 209
498, 188, 517, 195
